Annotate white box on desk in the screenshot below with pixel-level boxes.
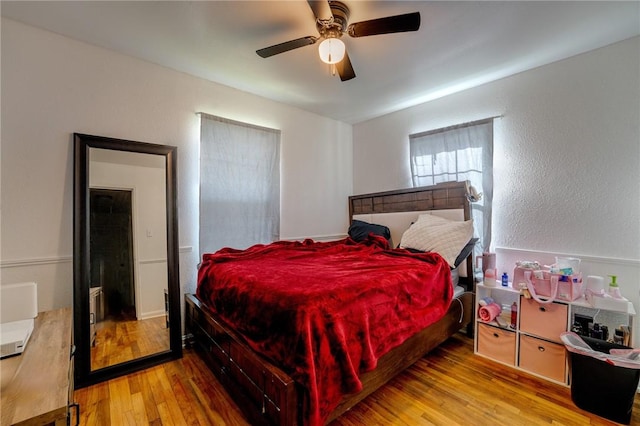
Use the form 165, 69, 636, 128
0, 282, 38, 358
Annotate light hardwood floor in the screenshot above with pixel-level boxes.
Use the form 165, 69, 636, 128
75, 332, 640, 425
91, 316, 170, 370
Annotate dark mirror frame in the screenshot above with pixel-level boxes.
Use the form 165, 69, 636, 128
73, 133, 182, 388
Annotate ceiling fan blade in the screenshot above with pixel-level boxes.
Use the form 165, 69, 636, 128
347, 12, 420, 38
256, 36, 318, 58
307, 0, 332, 21
336, 51, 355, 82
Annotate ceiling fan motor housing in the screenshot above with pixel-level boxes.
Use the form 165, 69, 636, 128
317, 1, 350, 38
329, 1, 350, 31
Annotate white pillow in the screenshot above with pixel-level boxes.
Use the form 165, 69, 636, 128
417, 213, 452, 224
400, 215, 473, 268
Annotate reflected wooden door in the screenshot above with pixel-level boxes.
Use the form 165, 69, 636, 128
90, 189, 135, 320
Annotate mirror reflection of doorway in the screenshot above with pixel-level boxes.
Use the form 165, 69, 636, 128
90, 189, 135, 321
87, 147, 171, 372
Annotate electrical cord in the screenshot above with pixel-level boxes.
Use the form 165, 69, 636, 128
454, 291, 474, 323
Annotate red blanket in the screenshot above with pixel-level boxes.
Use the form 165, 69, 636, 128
197, 234, 453, 425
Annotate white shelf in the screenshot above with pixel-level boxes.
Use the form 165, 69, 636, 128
478, 282, 637, 315
477, 282, 519, 293
474, 282, 635, 386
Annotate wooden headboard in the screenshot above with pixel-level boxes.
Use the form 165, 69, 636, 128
348, 181, 474, 288
349, 181, 471, 220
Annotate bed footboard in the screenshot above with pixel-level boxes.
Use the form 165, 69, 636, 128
185, 291, 473, 425
185, 294, 301, 426
327, 291, 472, 422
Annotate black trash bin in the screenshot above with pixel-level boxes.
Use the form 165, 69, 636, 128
565, 335, 640, 425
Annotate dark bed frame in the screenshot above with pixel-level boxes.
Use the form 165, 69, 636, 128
185, 181, 475, 425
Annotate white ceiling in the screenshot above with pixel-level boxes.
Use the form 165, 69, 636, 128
2, 1, 639, 124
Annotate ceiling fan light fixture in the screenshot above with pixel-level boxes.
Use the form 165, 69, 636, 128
318, 37, 345, 64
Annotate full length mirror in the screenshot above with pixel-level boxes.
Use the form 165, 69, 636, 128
74, 133, 182, 387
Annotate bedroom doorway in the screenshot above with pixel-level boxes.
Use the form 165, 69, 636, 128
89, 188, 136, 321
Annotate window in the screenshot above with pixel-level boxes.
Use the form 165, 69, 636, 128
409, 119, 493, 252
199, 114, 280, 256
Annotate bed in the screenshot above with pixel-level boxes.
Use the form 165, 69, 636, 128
185, 181, 476, 425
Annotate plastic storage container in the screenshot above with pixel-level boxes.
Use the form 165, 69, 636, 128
562, 333, 640, 424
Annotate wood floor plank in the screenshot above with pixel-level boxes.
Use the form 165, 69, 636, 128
108, 375, 133, 424
75, 332, 640, 425
135, 370, 161, 423
166, 362, 212, 426
155, 401, 174, 426
128, 391, 149, 425
92, 316, 169, 370
154, 368, 187, 425
94, 396, 111, 425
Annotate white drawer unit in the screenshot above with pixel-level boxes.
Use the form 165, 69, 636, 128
474, 283, 635, 385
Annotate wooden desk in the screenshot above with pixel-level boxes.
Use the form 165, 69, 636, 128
1, 308, 74, 426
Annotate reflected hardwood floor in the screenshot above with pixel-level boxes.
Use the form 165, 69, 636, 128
75, 332, 640, 425
91, 316, 170, 370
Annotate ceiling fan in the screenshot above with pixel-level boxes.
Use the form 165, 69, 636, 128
256, 0, 421, 82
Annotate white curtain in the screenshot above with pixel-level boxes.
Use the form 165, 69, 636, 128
199, 114, 280, 256
409, 119, 493, 252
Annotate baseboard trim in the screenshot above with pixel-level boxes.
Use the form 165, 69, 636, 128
139, 310, 166, 320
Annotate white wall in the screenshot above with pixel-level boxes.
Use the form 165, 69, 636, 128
0, 18, 353, 312
353, 36, 640, 345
